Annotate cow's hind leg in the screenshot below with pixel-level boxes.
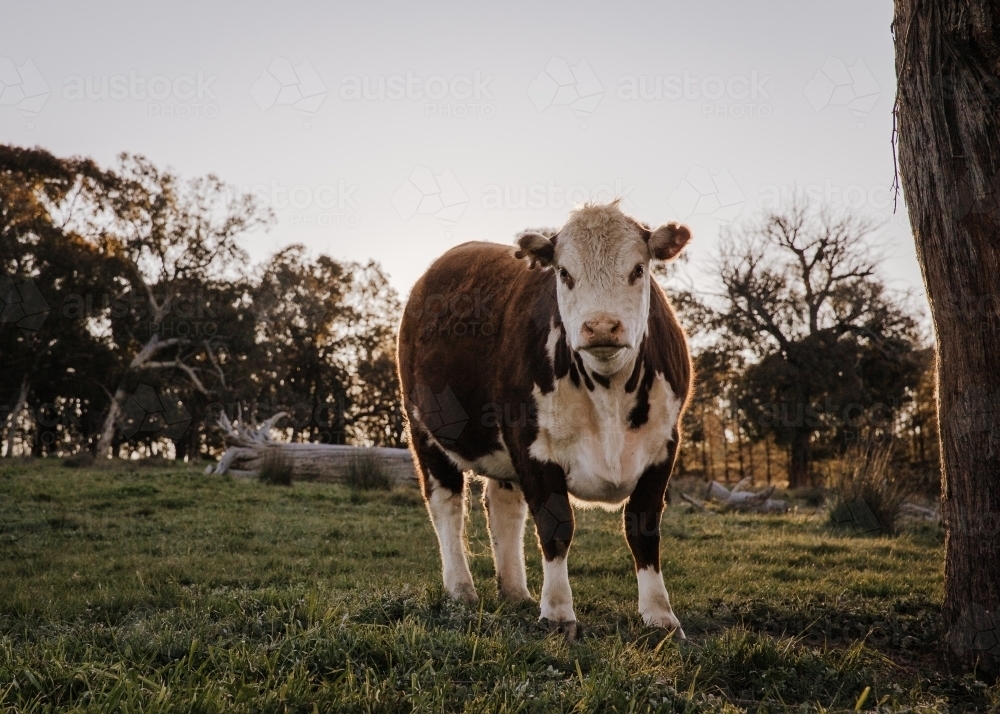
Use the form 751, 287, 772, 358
412, 432, 478, 605
482, 479, 533, 603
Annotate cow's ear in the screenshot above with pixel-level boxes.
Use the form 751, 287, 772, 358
515, 232, 555, 269
645, 222, 691, 261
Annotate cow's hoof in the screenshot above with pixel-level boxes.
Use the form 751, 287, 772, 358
542, 618, 579, 640
449, 583, 479, 606
643, 612, 686, 640
499, 587, 535, 605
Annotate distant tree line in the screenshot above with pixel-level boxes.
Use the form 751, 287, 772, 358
2, 145, 938, 490
1, 145, 404, 459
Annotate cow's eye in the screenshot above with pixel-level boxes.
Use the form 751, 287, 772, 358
557, 267, 574, 288
631, 263, 644, 281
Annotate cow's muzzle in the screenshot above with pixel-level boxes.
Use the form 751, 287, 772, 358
581, 342, 629, 362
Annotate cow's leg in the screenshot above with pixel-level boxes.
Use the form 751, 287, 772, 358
411, 431, 478, 605
520, 460, 576, 628
624, 446, 685, 637
482, 479, 532, 603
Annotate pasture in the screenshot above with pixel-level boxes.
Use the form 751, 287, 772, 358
0, 460, 994, 713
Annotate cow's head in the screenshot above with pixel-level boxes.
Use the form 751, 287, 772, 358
516, 201, 690, 376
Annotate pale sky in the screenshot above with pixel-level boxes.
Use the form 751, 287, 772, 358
1, 1, 922, 311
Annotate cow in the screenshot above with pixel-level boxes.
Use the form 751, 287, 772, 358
397, 200, 692, 636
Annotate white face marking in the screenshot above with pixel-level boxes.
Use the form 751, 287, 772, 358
539, 556, 575, 623
529, 355, 682, 507
482, 479, 532, 602
554, 210, 652, 377
637, 567, 684, 636
425, 476, 478, 605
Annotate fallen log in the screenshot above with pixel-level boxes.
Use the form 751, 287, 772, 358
210, 411, 418, 486
708, 480, 789, 514
899, 502, 941, 522
678, 491, 715, 513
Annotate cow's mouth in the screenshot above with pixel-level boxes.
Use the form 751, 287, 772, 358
582, 343, 628, 361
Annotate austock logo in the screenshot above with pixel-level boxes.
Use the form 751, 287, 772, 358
405, 286, 498, 337
616, 69, 773, 119
250, 57, 327, 128
63, 69, 219, 119
339, 70, 496, 119
118, 385, 192, 440
0, 56, 49, 125
391, 166, 468, 225
61, 290, 219, 338
480, 179, 635, 212
527, 57, 603, 129
668, 166, 746, 223
407, 384, 468, 445
804, 57, 880, 129
829, 497, 885, 536
948, 603, 1000, 658
0, 275, 50, 334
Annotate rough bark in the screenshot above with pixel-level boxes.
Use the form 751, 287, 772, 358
788, 428, 811, 489
894, 0, 1000, 676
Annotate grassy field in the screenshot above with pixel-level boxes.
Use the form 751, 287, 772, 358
0, 460, 995, 713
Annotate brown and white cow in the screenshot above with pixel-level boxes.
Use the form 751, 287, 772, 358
397, 200, 691, 635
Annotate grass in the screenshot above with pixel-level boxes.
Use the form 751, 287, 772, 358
344, 449, 394, 491
0, 459, 995, 713
830, 448, 910, 537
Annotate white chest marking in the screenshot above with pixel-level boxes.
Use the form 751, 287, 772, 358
527, 355, 681, 506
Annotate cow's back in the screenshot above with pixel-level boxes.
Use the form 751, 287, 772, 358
398, 241, 554, 463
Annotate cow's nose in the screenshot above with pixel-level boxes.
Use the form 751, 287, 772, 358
582, 317, 623, 343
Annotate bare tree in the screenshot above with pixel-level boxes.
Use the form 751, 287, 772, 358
894, 0, 1000, 676
715, 202, 920, 487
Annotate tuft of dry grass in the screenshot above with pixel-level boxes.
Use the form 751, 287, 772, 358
344, 448, 393, 491
829, 445, 910, 536
257, 449, 293, 486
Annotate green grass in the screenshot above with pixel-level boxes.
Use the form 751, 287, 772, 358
0, 460, 995, 713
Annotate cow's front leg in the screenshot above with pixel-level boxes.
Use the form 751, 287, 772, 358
624, 456, 685, 638
520, 459, 576, 630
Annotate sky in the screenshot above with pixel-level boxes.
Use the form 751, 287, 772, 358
1, 1, 922, 312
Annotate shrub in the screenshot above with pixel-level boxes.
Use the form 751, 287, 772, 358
344, 449, 393, 491
257, 449, 293, 486
829, 445, 909, 536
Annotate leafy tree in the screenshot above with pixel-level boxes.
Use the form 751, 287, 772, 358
706, 202, 922, 487
0, 145, 120, 456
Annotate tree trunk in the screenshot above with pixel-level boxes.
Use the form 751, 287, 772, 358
765, 437, 772, 485
2, 375, 29, 458
721, 418, 731, 484
894, 0, 1000, 677
96, 386, 126, 459
788, 429, 810, 489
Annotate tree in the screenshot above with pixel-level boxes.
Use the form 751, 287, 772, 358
713, 202, 922, 487
249, 247, 404, 447
93, 155, 271, 457
894, 0, 1000, 676
0, 146, 120, 456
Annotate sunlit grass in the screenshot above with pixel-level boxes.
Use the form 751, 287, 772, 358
0, 460, 994, 712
